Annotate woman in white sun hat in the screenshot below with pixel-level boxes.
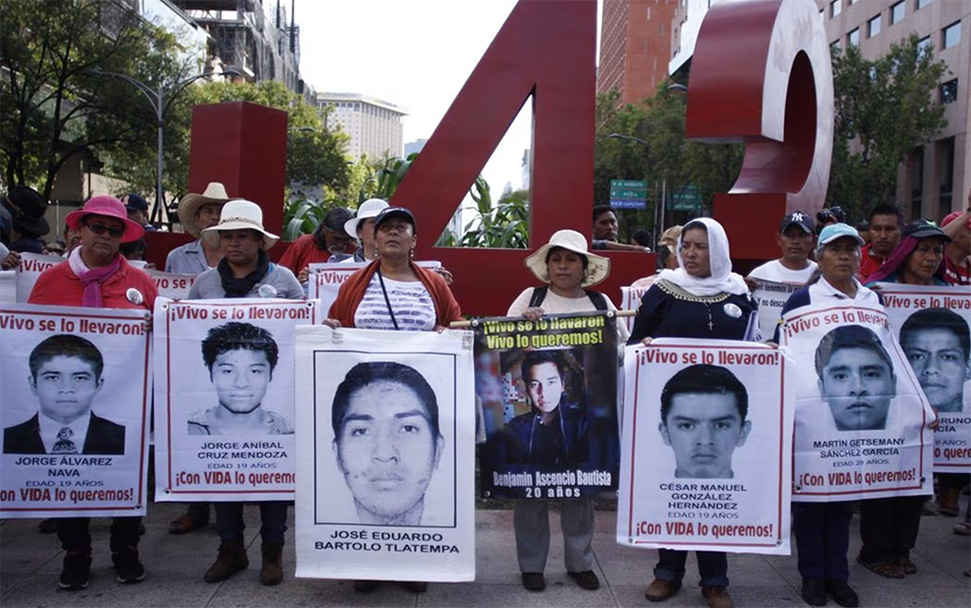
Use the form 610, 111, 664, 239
341, 198, 389, 263
505, 229, 628, 594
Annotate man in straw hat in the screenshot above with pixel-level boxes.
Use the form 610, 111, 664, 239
164, 183, 233, 275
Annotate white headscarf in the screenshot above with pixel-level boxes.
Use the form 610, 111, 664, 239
656, 217, 749, 296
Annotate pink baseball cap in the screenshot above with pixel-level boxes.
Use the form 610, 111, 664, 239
65, 195, 145, 243
942, 211, 971, 230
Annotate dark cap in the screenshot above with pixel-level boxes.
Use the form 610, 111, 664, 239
779, 211, 814, 234
373, 207, 416, 234
2, 185, 49, 237
122, 193, 148, 213
903, 220, 951, 242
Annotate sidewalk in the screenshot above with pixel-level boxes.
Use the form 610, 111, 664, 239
2, 500, 968, 607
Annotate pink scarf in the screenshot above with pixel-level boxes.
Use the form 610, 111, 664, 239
68, 246, 122, 307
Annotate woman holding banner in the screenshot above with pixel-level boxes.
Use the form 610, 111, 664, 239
28, 195, 156, 590
863, 220, 949, 577
628, 218, 758, 608
778, 223, 877, 608
189, 200, 301, 588
505, 229, 627, 593
326, 206, 462, 593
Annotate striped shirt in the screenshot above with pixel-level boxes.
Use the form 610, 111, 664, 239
353, 275, 436, 331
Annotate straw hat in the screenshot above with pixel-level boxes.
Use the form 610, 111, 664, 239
344, 198, 389, 239
177, 182, 232, 238
64, 196, 145, 243
524, 229, 610, 288
201, 200, 280, 250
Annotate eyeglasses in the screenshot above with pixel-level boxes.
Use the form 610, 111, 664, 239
83, 222, 124, 238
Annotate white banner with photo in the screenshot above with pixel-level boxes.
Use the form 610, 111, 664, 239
780, 301, 935, 502
294, 325, 475, 582
751, 279, 803, 341
0, 303, 152, 518
620, 285, 649, 333
875, 283, 971, 471
153, 297, 320, 502
144, 269, 197, 300
618, 339, 793, 554
308, 261, 441, 315
15, 252, 62, 302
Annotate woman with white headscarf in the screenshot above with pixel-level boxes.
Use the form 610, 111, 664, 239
627, 218, 759, 608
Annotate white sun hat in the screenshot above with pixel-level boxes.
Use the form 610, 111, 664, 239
344, 198, 390, 239
524, 229, 611, 288
201, 199, 280, 250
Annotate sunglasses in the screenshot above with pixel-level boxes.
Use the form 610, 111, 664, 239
84, 222, 125, 238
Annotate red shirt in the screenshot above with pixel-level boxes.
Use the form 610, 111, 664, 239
858, 243, 887, 283
29, 256, 157, 311
277, 234, 357, 275
943, 254, 971, 286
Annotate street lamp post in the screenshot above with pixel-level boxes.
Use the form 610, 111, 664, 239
608, 132, 666, 247
87, 68, 240, 225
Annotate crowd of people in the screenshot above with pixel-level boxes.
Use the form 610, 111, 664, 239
1, 183, 969, 608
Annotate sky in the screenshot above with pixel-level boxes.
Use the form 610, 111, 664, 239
297, 0, 601, 201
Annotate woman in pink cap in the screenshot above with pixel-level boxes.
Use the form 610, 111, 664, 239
27, 195, 157, 591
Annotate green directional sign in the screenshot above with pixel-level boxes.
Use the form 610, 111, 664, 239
668, 185, 703, 211
609, 179, 648, 209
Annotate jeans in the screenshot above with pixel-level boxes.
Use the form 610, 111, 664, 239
215, 501, 288, 545
654, 549, 729, 587
58, 516, 143, 554
793, 501, 853, 581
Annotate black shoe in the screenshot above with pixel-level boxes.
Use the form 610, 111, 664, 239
59, 551, 91, 590
568, 570, 600, 590
825, 580, 859, 608
521, 572, 546, 591
400, 581, 428, 593
38, 518, 58, 534
112, 547, 146, 584
801, 578, 827, 606
353, 579, 380, 592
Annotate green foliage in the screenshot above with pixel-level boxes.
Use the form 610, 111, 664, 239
0, 0, 192, 198
828, 35, 948, 219
457, 180, 528, 248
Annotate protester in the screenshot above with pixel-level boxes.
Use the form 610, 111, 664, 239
325, 206, 462, 593
632, 229, 652, 248
2, 185, 49, 254
122, 193, 157, 232
778, 223, 875, 608
632, 226, 682, 289
279, 206, 355, 282
504, 229, 627, 593
859, 203, 903, 282
866, 220, 949, 286
941, 189, 971, 285
628, 218, 759, 608
341, 198, 388, 263
855, 221, 869, 244
591, 205, 650, 252
748, 212, 817, 284
187, 199, 301, 586
165, 182, 232, 275
27, 195, 156, 590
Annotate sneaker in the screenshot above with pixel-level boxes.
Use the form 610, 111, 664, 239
204, 542, 248, 583
521, 572, 545, 591
112, 547, 146, 584
645, 578, 681, 602
59, 551, 91, 590
568, 570, 600, 590
824, 580, 859, 608
701, 585, 734, 608
801, 578, 826, 606
953, 521, 971, 536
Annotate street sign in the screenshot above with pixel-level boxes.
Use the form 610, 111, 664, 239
610, 179, 647, 210
668, 185, 703, 211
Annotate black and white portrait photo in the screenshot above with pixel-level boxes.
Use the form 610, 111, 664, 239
657, 364, 751, 480
3, 334, 124, 455
899, 308, 970, 414
815, 325, 897, 432
187, 322, 293, 436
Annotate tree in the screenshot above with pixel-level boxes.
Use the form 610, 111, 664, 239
828, 34, 948, 219
0, 0, 191, 198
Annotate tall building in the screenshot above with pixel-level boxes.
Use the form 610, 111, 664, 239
317, 93, 407, 160
598, 0, 680, 105
668, 0, 970, 220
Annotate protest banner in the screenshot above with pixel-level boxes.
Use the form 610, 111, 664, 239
620, 285, 649, 332
475, 312, 619, 499
15, 252, 61, 302
143, 269, 196, 300
779, 301, 934, 501
0, 303, 151, 518
875, 283, 971, 471
0, 270, 14, 303
751, 278, 803, 341
618, 339, 792, 554
293, 325, 475, 581
308, 261, 441, 314
154, 297, 320, 502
